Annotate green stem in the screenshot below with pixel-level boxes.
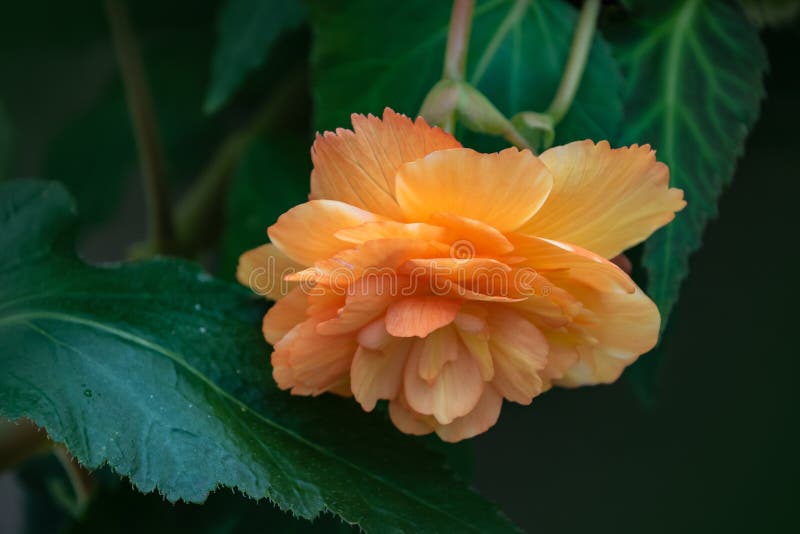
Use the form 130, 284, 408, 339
53, 445, 95, 515
441, 0, 475, 132
106, 0, 175, 254
546, 0, 601, 125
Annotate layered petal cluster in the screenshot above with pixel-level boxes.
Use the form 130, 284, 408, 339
238, 108, 685, 442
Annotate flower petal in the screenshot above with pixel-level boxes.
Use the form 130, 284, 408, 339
388, 394, 435, 436
311, 108, 461, 219
404, 335, 484, 424
487, 306, 548, 405
435, 386, 503, 443
272, 314, 357, 395
395, 147, 553, 231
519, 140, 686, 258
385, 297, 461, 338
268, 200, 383, 266
262, 287, 308, 345
555, 283, 660, 387
351, 341, 410, 411
237, 244, 302, 300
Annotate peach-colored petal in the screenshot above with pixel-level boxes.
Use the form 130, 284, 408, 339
268, 200, 383, 266
351, 341, 410, 411
555, 283, 660, 387
519, 140, 686, 258
404, 336, 484, 424
509, 234, 636, 294
310, 108, 461, 219
416, 326, 460, 383
388, 394, 435, 437
487, 306, 548, 404
237, 243, 302, 300
316, 275, 401, 335
385, 297, 461, 338
334, 220, 450, 245
395, 147, 553, 231
428, 212, 515, 256
435, 386, 503, 443
456, 327, 493, 381
272, 315, 357, 395
288, 239, 442, 287
262, 288, 308, 345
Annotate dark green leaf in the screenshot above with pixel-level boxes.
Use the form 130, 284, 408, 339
311, 0, 622, 145
610, 1, 767, 397
219, 138, 309, 280
205, 0, 306, 113
0, 180, 520, 533
612, 0, 767, 326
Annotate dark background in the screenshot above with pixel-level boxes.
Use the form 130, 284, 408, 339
1, 4, 798, 534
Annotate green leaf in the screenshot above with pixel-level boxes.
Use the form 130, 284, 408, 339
311, 0, 622, 145
612, 0, 767, 325
205, 0, 306, 113
219, 138, 309, 280
610, 1, 767, 397
0, 180, 520, 533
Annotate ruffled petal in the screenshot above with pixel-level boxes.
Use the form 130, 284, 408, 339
351, 341, 410, 411
403, 334, 484, 424
385, 297, 461, 338
395, 147, 553, 231
262, 288, 308, 345
311, 108, 461, 219
272, 314, 357, 395
487, 306, 548, 404
435, 386, 503, 443
237, 243, 302, 300
519, 140, 686, 258
268, 200, 383, 266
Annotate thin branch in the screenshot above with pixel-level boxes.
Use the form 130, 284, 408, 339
106, 0, 175, 253
441, 0, 475, 132
171, 67, 307, 255
546, 0, 601, 124
53, 445, 95, 515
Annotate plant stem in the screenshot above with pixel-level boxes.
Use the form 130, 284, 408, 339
172, 67, 306, 255
106, 0, 175, 254
441, 0, 475, 132
53, 445, 95, 515
546, 0, 601, 125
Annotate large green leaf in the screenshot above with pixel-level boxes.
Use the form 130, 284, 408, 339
612, 1, 767, 326
311, 0, 622, 145
610, 1, 767, 398
218, 138, 309, 280
204, 0, 306, 113
0, 180, 520, 533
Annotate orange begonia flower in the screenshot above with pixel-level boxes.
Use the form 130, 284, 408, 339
237, 108, 685, 442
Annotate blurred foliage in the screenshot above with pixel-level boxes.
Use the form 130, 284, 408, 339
205, 0, 306, 113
